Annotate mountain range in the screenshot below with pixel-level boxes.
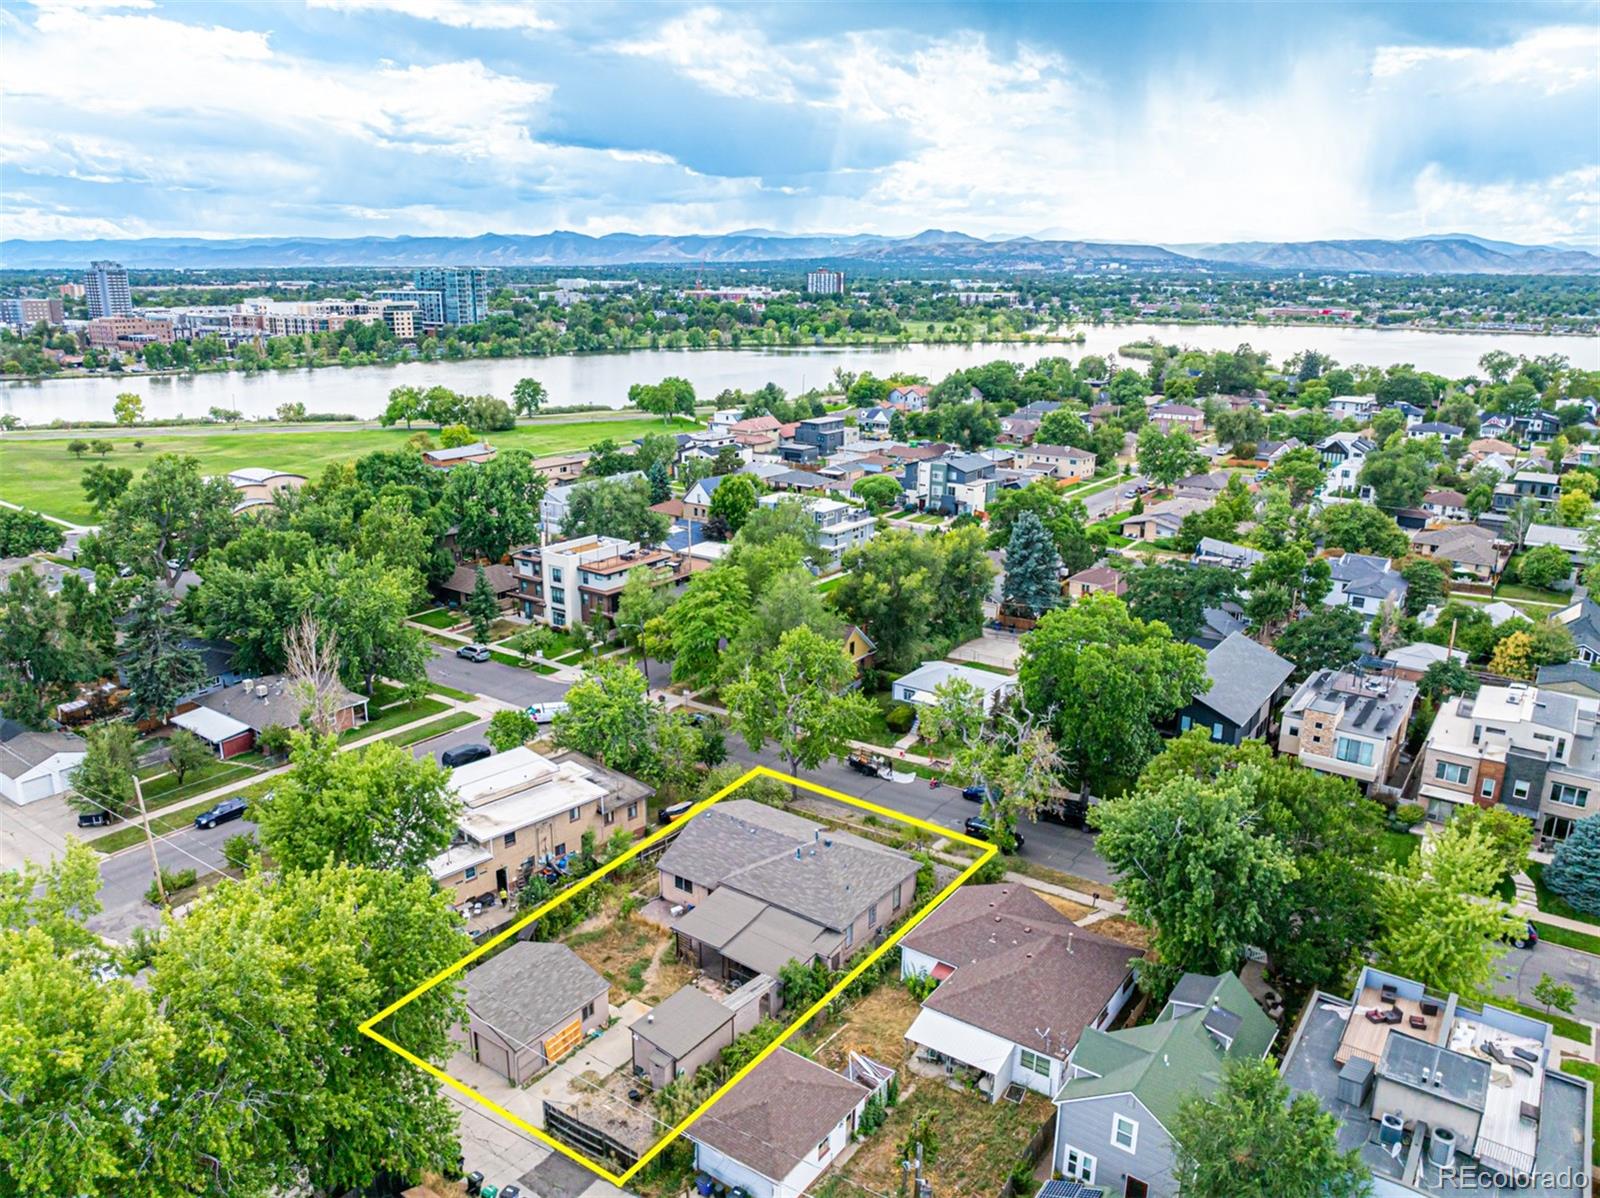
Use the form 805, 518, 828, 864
3, 229, 1596, 274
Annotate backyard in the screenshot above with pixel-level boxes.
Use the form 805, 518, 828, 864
564, 894, 694, 1005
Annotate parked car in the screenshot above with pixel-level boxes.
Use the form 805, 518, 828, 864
193, 797, 248, 830
441, 743, 492, 768
1507, 921, 1539, 949
456, 644, 491, 663
1121, 488, 1138, 499
76, 809, 115, 828
961, 784, 997, 804
963, 815, 1024, 850
526, 701, 570, 724
1037, 798, 1090, 829
659, 800, 694, 825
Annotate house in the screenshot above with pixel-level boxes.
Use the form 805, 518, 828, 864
1410, 524, 1510, 582
1325, 552, 1408, 614
463, 941, 608, 1085
1418, 682, 1600, 837
1173, 470, 1235, 501
421, 442, 495, 468
1516, 410, 1563, 441
901, 885, 1141, 1102
1015, 399, 1062, 419
1017, 445, 1096, 483
842, 624, 876, 671
1467, 436, 1520, 461
1174, 632, 1294, 745
778, 414, 846, 463
116, 636, 243, 706
225, 467, 305, 514
1555, 597, 1600, 663
728, 413, 783, 452
689, 1048, 882, 1198
1279, 965, 1592, 1198
1119, 498, 1207, 542
886, 383, 931, 410
436, 561, 515, 609
512, 536, 687, 629
1148, 403, 1204, 433
1191, 537, 1262, 572
528, 451, 588, 483
1536, 662, 1600, 702
1523, 522, 1588, 564
630, 983, 765, 1089
1480, 414, 1517, 439
429, 747, 651, 910
1065, 564, 1127, 601
857, 406, 895, 437
755, 494, 875, 566
1381, 642, 1467, 683
1316, 433, 1376, 494
0, 719, 86, 806
1419, 598, 1522, 629
1492, 469, 1561, 512
1253, 437, 1303, 466
1420, 489, 1468, 521
891, 660, 1015, 712
178, 673, 369, 758
1328, 393, 1377, 421
664, 800, 919, 992
1388, 400, 1427, 426
998, 416, 1041, 445
1052, 972, 1276, 1197
1193, 605, 1249, 651
683, 475, 727, 522
1408, 421, 1464, 443
1279, 668, 1417, 791
907, 452, 998, 517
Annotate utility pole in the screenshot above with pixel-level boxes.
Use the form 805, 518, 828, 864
133, 772, 166, 906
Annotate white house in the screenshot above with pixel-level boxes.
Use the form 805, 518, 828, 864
0, 720, 87, 806
891, 661, 1015, 712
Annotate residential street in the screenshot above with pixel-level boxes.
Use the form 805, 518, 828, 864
1082, 473, 1147, 520
424, 644, 572, 708
410, 718, 490, 763
88, 817, 256, 940
1495, 937, 1600, 1026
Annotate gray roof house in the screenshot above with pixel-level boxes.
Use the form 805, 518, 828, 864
0, 721, 86, 806
1192, 537, 1263, 572
1174, 631, 1295, 746
463, 941, 609, 1085
195, 673, 370, 737
1052, 972, 1275, 1198
1279, 668, 1418, 791
1325, 552, 1408, 615
1555, 598, 1600, 664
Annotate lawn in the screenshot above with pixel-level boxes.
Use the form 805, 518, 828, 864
340, 696, 448, 741
1533, 921, 1600, 957
856, 692, 912, 748
0, 414, 695, 523
384, 710, 479, 748
1494, 582, 1569, 604
136, 758, 265, 812
1378, 829, 1420, 871
908, 511, 946, 525
410, 608, 463, 630
1560, 1060, 1600, 1166
815, 573, 847, 594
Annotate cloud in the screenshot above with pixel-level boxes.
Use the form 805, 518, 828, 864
614, 7, 818, 104
1371, 24, 1600, 96
1412, 164, 1600, 245
304, 0, 554, 32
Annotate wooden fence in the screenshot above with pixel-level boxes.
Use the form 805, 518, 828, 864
995, 1113, 1056, 1198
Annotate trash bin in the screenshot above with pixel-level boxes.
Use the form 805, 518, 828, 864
465, 1172, 484, 1197
500, 1188, 521, 1198
479, 1186, 498, 1198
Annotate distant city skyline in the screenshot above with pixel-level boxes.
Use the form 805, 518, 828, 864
2, 0, 1597, 247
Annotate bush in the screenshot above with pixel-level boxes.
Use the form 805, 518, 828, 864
223, 833, 259, 870
884, 703, 916, 734
1391, 803, 1426, 828
257, 724, 292, 758
145, 867, 197, 905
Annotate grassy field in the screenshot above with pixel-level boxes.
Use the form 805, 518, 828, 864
1533, 920, 1600, 957
385, 711, 479, 748
1, 414, 694, 523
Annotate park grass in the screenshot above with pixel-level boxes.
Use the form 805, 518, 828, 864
0, 415, 694, 523
410, 608, 463, 630
1559, 1060, 1600, 1165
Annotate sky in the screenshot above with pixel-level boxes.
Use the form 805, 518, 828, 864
2, 0, 1598, 247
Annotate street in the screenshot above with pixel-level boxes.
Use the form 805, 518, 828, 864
1082, 474, 1147, 520
424, 644, 571, 708
723, 741, 1113, 887
1495, 936, 1600, 1026
88, 816, 257, 940
410, 718, 490, 763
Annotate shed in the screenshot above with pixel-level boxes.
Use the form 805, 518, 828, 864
170, 706, 256, 759
464, 941, 609, 1085
630, 986, 736, 1089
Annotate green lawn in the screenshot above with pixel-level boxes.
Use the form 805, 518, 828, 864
1378, 829, 1420, 871
340, 696, 448, 741
856, 693, 912, 748
0, 415, 697, 523
384, 711, 479, 747
1533, 920, 1600, 957
429, 682, 478, 703
1560, 1060, 1600, 1165
410, 608, 463, 630
907, 511, 945, 525
1527, 862, 1600, 924
136, 759, 264, 812
815, 573, 847, 594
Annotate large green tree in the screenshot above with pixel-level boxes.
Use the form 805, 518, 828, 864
561, 475, 670, 544
94, 453, 239, 587
655, 565, 751, 686
1137, 424, 1206, 487
1123, 563, 1239, 642
119, 582, 205, 721
1271, 605, 1364, 678
1001, 510, 1062, 616
554, 659, 655, 772
442, 448, 546, 561
0, 566, 102, 725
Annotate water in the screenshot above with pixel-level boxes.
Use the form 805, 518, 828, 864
3, 322, 1595, 424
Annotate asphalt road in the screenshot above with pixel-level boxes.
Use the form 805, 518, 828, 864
410, 718, 491, 763
1083, 474, 1147, 520
723, 741, 1113, 887
1495, 936, 1600, 1026
424, 645, 572, 708
88, 814, 258, 941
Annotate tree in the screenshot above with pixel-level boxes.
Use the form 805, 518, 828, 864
0, 566, 100, 725
629, 376, 696, 422
706, 473, 760, 540
112, 391, 143, 426
1094, 767, 1296, 977
851, 473, 902, 514
1533, 973, 1577, 1018
1503, 497, 1540, 551
380, 385, 423, 428
1516, 543, 1572, 590
0, 507, 64, 556
466, 565, 499, 643
67, 722, 138, 820
1418, 657, 1478, 703
657, 565, 751, 686
437, 422, 474, 448
832, 529, 994, 674
553, 660, 654, 772
163, 728, 213, 788
253, 733, 459, 873
511, 376, 547, 416
646, 458, 672, 505
561, 476, 670, 544
725, 565, 841, 666
1123, 563, 1238, 642
67, 438, 89, 459
1001, 510, 1061, 616
1019, 595, 1208, 795
95, 453, 238, 587
485, 708, 538, 753
1272, 606, 1364, 677
90, 439, 114, 458
1172, 1057, 1372, 1198
1317, 503, 1409, 558
1488, 629, 1535, 679
1358, 443, 1436, 509
985, 482, 1095, 574
1556, 489, 1593, 528
80, 462, 134, 512
311, 551, 431, 695
443, 448, 546, 561
724, 625, 874, 794
1544, 816, 1600, 918
461, 395, 515, 432
1399, 557, 1447, 616
1451, 805, 1533, 881
1137, 424, 1206, 487
119, 582, 205, 721
1265, 446, 1326, 506
1243, 547, 1332, 640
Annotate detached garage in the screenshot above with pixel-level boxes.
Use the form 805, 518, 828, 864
464, 941, 610, 1086
0, 720, 87, 807
170, 706, 256, 760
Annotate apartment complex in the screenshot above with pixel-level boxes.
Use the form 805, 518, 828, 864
427, 747, 650, 910
84, 260, 132, 318
1418, 683, 1600, 841
232, 296, 418, 339
512, 535, 688, 629
376, 267, 492, 328
0, 297, 64, 327
1279, 668, 1417, 791
805, 267, 846, 295
85, 315, 175, 350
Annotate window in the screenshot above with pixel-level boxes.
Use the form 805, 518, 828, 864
1112, 1114, 1139, 1153
1018, 1049, 1051, 1078
1061, 1147, 1097, 1183
581, 1001, 595, 1020
1179, 714, 1192, 732
553, 842, 566, 857
1286, 722, 1300, 737
894, 882, 904, 909
1480, 778, 1496, 800
604, 811, 615, 826
627, 803, 638, 820
1435, 761, 1471, 785
867, 903, 879, 929
503, 830, 517, 848
464, 865, 477, 881
674, 875, 693, 893
1335, 737, 1374, 766
845, 923, 854, 948
569, 806, 581, 822
1553, 784, 1590, 808
1211, 722, 1225, 742
816, 1139, 830, 1161
1512, 780, 1531, 801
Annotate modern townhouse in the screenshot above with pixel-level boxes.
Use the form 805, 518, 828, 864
1279, 965, 1591, 1197
1491, 469, 1560, 513
1317, 433, 1377, 495
511, 536, 688, 630
1417, 682, 1600, 841
1325, 551, 1409, 614
1173, 631, 1295, 745
778, 414, 846, 463
755, 493, 875, 566
906, 451, 999, 516
1279, 668, 1418, 791
1051, 972, 1276, 1198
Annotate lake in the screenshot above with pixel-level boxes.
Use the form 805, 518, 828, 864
3, 322, 1596, 424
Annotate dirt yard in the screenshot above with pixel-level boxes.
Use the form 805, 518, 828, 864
564, 897, 694, 1005
798, 983, 923, 1073
1038, 893, 1092, 922
1083, 915, 1153, 948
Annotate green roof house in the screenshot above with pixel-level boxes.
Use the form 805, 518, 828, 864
1051, 972, 1276, 1198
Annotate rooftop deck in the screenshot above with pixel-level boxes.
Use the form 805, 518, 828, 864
1336, 984, 1448, 1066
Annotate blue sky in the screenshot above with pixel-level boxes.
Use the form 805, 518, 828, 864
2, 0, 1597, 245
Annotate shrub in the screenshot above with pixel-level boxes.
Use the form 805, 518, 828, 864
223, 833, 259, 870
257, 724, 292, 758
884, 703, 916, 734
145, 867, 197, 905
1391, 803, 1426, 828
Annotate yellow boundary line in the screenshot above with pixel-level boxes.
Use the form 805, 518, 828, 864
358, 764, 997, 1187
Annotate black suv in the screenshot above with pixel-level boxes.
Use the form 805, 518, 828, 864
441, 743, 492, 768
193, 797, 249, 830
963, 815, 1024, 851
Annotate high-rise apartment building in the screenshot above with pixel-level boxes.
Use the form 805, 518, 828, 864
84, 260, 132, 318
806, 267, 846, 295
413, 267, 490, 326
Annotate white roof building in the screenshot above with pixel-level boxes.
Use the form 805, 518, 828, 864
890, 661, 1015, 711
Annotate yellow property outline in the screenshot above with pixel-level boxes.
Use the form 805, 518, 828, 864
359, 764, 998, 1187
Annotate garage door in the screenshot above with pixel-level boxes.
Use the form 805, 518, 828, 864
473, 1033, 512, 1082
544, 1017, 583, 1063
20, 774, 54, 804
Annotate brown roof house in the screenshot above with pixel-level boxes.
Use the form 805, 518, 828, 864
901, 884, 1142, 1102
462, 941, 609, 1085
1120, 497, 1209, 541
689, 1048, 885, 1198
1411, 523, 1511, 582
629, 978, 774, 1090
1065, 564, 1127, 601
437, 561, 516, 609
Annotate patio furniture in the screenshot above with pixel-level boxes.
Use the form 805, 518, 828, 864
1380, 984, 1399, 1004
1512, 1046, 1540, 1063
1484, 1042, 1536, 1077
1409, 1015, 1427, 1031
1382, 1006, 1405, 1025
1420, 998, 1442, 1017
1521, 1101, 1541, 1125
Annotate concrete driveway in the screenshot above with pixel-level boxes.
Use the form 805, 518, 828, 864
946, 629, 1023, 671
426, 645, 572, 708
1495, 937, 1600, 1026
